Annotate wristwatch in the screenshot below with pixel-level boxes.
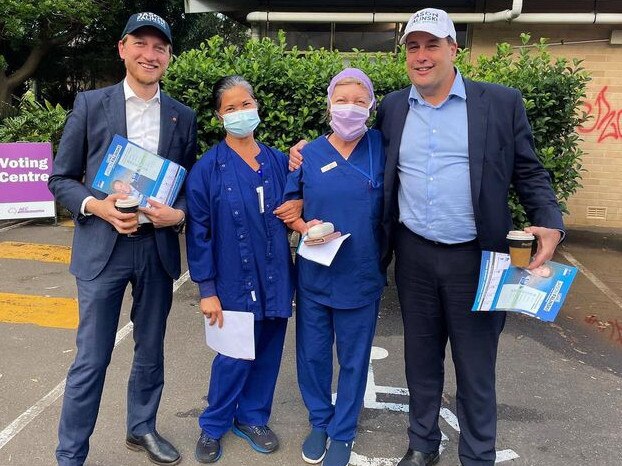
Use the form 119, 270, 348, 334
173, 213, 186, 233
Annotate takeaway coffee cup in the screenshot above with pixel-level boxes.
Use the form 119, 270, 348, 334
506, 230, 535, 268
115, 196, 139, 213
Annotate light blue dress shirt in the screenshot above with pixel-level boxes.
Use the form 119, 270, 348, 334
397, 69, 477, 244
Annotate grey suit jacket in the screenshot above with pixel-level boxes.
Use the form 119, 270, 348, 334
376, 78, 564, 268
49, 82, 197, 280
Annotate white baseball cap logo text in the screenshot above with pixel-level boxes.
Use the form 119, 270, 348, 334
136, 12, 168, 30
412, 11, 440, 25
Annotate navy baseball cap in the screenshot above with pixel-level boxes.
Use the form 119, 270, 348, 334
122, 12, 172, 45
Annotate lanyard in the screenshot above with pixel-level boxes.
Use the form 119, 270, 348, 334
346, 135, 380, 188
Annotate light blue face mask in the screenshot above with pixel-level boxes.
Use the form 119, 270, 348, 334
222, 108, 260, 138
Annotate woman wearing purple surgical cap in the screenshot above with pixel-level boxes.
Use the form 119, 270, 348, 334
282, 68, 386, 466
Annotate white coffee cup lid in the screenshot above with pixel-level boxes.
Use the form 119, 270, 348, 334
115, 196, 139, 208
506, 230, 534, 241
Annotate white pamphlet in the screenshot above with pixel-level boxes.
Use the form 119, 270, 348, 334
204, 310, 255, 360
297, 233, 351, 266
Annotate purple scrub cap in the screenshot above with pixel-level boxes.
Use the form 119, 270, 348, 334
327, 68, 376, 109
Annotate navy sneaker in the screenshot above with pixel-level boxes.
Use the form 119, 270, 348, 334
195, 431, 221, 463
322, 439, 353, 466
302, 428, 328, 464
232, 420, 279, 453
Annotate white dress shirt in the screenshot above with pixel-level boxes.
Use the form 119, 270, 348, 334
123, 79, 161, 155
81, 80, 161, 221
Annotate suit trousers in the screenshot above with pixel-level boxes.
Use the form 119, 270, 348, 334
395, 224, 505, 466
199, 317, 288, 438
296, 294, 380, 442
56, 233, 173, 466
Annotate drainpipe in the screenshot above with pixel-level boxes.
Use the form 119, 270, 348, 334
246, 0, 524, 24
514, 13, 622, 24
484, 0, 523, 22
247, 0, 622, 25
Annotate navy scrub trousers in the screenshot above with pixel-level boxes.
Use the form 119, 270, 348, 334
296, 295, 379, 441
284, 130, 386, 443
199, 318, 287, 438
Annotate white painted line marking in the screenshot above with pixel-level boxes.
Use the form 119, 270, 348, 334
496, 449, 521, 462
0, 379, 67, 450
559, 249, 622, 310
173, 270, 190, 293
439, 407, 460, 432
353, 346, 519, 464
0, 220, 37, 233
0, 270, 191, 450
350, 451, 400, 466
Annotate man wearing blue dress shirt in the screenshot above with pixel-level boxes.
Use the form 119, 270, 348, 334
376, 8, 564, 466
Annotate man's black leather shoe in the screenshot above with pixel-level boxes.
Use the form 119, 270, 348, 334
397, 448, 440, 466
126, 431, 181, 465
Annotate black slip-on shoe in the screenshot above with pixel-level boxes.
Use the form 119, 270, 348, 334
126, 431, 181, 466
397, 448, 440, 466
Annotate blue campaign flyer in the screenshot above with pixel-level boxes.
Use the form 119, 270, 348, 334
472, 251, 578, 322
92, 134, 186, 207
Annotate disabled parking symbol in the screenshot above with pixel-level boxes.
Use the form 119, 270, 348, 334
341, 346, 520, 465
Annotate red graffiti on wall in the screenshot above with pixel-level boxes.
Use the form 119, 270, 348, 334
578, 86, 622, 143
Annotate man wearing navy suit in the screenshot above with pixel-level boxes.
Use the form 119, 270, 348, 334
375, 8, 564, 466
48, 12, 197, 466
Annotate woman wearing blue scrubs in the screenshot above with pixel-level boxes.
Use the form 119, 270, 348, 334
283, 68, 386, 466
185, 76, 299, 463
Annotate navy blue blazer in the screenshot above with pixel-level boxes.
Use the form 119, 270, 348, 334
49, 82, 197, 280
376, 78, 564, 267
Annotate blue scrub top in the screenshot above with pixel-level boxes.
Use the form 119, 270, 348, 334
186, 140, 294, 320
283, 129, 386, 309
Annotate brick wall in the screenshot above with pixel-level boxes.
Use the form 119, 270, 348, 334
470, 23, 622, 228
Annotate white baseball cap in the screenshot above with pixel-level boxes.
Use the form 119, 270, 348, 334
399, 8, 457, 45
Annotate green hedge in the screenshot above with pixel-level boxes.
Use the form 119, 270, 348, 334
163, 32, 410, 153
456, 34, 590, 222
0, 91, 68, 153
0, 32, 589, 225
164, 32, 589, 223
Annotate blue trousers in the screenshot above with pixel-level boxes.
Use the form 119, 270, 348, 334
296, 294, 379, 442
56, 235, 173, 466
395, 225, 506, 466
199, 317, 288, 438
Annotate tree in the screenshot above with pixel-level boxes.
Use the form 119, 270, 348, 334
0, 0, 104, 115
32, 0, 248, 108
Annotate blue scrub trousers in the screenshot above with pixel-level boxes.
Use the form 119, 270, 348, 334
296, 293, 379, 442
56, 234, 173, 466
199, 317, 288, 438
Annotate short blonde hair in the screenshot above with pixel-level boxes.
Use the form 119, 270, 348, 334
121, 33, 173, 55
326, 77, 373, 117
332, 78, 372, 100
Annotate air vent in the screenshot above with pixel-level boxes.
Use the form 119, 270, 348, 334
586, 206, 607, 219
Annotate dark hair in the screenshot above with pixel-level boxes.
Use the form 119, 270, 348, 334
211, 75, 256, 110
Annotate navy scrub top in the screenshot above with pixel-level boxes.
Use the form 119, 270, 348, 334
186, 140, 294, 320
283, 129, 385, 309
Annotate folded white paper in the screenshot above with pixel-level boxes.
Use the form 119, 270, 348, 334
297, 233, 351, 266
204, 311, 255, 360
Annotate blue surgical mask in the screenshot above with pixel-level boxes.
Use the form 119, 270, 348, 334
222, 108, 260, 138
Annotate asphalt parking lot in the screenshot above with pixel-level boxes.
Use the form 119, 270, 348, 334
0, 219, 620, 465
